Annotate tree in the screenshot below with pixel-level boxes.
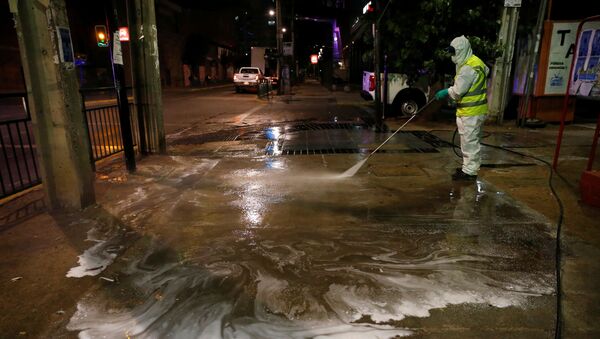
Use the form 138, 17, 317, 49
365, 0, 504, 83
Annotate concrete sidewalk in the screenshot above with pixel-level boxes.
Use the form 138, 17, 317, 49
1, 81, 599, 338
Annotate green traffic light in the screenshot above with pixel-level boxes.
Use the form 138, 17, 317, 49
95, 25, 109, 48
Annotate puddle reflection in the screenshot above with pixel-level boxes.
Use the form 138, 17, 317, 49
265, 126, 283, 156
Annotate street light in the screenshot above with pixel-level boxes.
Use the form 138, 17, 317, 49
267, 9, 275, 26
281, 27, 287, 33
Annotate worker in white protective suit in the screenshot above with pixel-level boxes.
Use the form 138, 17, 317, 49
434, 35, 489, 181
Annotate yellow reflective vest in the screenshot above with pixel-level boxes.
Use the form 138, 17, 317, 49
456, 55, 488, 117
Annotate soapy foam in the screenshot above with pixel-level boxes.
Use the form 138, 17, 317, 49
66, 157, 555, 337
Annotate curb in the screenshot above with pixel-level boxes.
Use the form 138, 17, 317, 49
189, 84, 233, 92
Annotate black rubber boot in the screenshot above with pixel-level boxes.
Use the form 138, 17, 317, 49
452, 171, 477, 181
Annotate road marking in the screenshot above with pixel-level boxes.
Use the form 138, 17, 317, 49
234, 105, 262, 123
166, 125, 196, 139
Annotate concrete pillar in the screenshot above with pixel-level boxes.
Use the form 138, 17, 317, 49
183, 64, 191, 87
489, 5, 520, 124
127, 0, 166, 153
276, 0, 282, 95
9, 0, 95, 210
199, 65, 206, 86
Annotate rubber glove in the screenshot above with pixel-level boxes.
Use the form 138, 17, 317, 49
434, 88, 449, 101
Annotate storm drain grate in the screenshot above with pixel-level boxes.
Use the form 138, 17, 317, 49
168, 122, 452, 157
237, 130, 267, 141
267, 128, 448, 156
283, 122, 371, 133
276, 148, 439, 156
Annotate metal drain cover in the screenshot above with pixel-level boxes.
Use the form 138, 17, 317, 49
267, 123, 450, 156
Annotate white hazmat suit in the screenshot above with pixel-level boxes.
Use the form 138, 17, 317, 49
447, 36, 489, 178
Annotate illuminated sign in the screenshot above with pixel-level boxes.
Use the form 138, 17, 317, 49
310, 54, 318, 64
119, 27, 130, 42
362, 1, 373, 14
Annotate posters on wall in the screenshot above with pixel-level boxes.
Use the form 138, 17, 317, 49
513, 20, 600, 97
570, 22, 600, 98
112, 32, 123, 66
57, 27, 75, 64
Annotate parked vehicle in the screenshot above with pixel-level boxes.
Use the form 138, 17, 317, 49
251, 47, 278, 88
250, 47, 269, 76
361, 71, 429, 116
234, 67, 264, 92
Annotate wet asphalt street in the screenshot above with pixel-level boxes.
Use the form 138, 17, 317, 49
58, 82, 558, 338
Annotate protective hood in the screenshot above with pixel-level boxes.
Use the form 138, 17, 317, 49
450, 35, 472, 68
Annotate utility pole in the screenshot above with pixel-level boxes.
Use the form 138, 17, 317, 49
489, 1, 521, 124
276, 0, 283, 95
373, 0, 394, 128
127, 0, 166, 154
10, 0, 95, 209
373, 4, 382, 127
383, 54, 388, 119
519, 0, 548, 126
291, 0, 296, 85
108, 0, 136, 172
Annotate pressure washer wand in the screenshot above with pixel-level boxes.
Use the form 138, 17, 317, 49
366, 100, 435, 161
339, 100, 435, 178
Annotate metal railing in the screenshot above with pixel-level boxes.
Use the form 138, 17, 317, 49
0, 92, 41, 199
80, 87, 140, 163
257, 79, 273, 100
0, 87, 143, 200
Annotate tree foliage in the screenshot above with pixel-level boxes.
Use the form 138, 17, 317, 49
363, 0, 505, 83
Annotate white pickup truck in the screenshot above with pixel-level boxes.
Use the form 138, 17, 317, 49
234, 67, 264, 93
361, 71, 430, 116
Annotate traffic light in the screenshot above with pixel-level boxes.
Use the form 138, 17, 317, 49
95, 25, 109, 47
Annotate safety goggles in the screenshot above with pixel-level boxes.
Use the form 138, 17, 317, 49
444, 46, 456, 55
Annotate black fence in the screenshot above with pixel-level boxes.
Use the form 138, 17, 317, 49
80, 87, 141, 163
0, 88, 144, 200
0, 93, 41, 199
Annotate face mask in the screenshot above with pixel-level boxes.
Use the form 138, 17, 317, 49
447, 45, 459, 64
